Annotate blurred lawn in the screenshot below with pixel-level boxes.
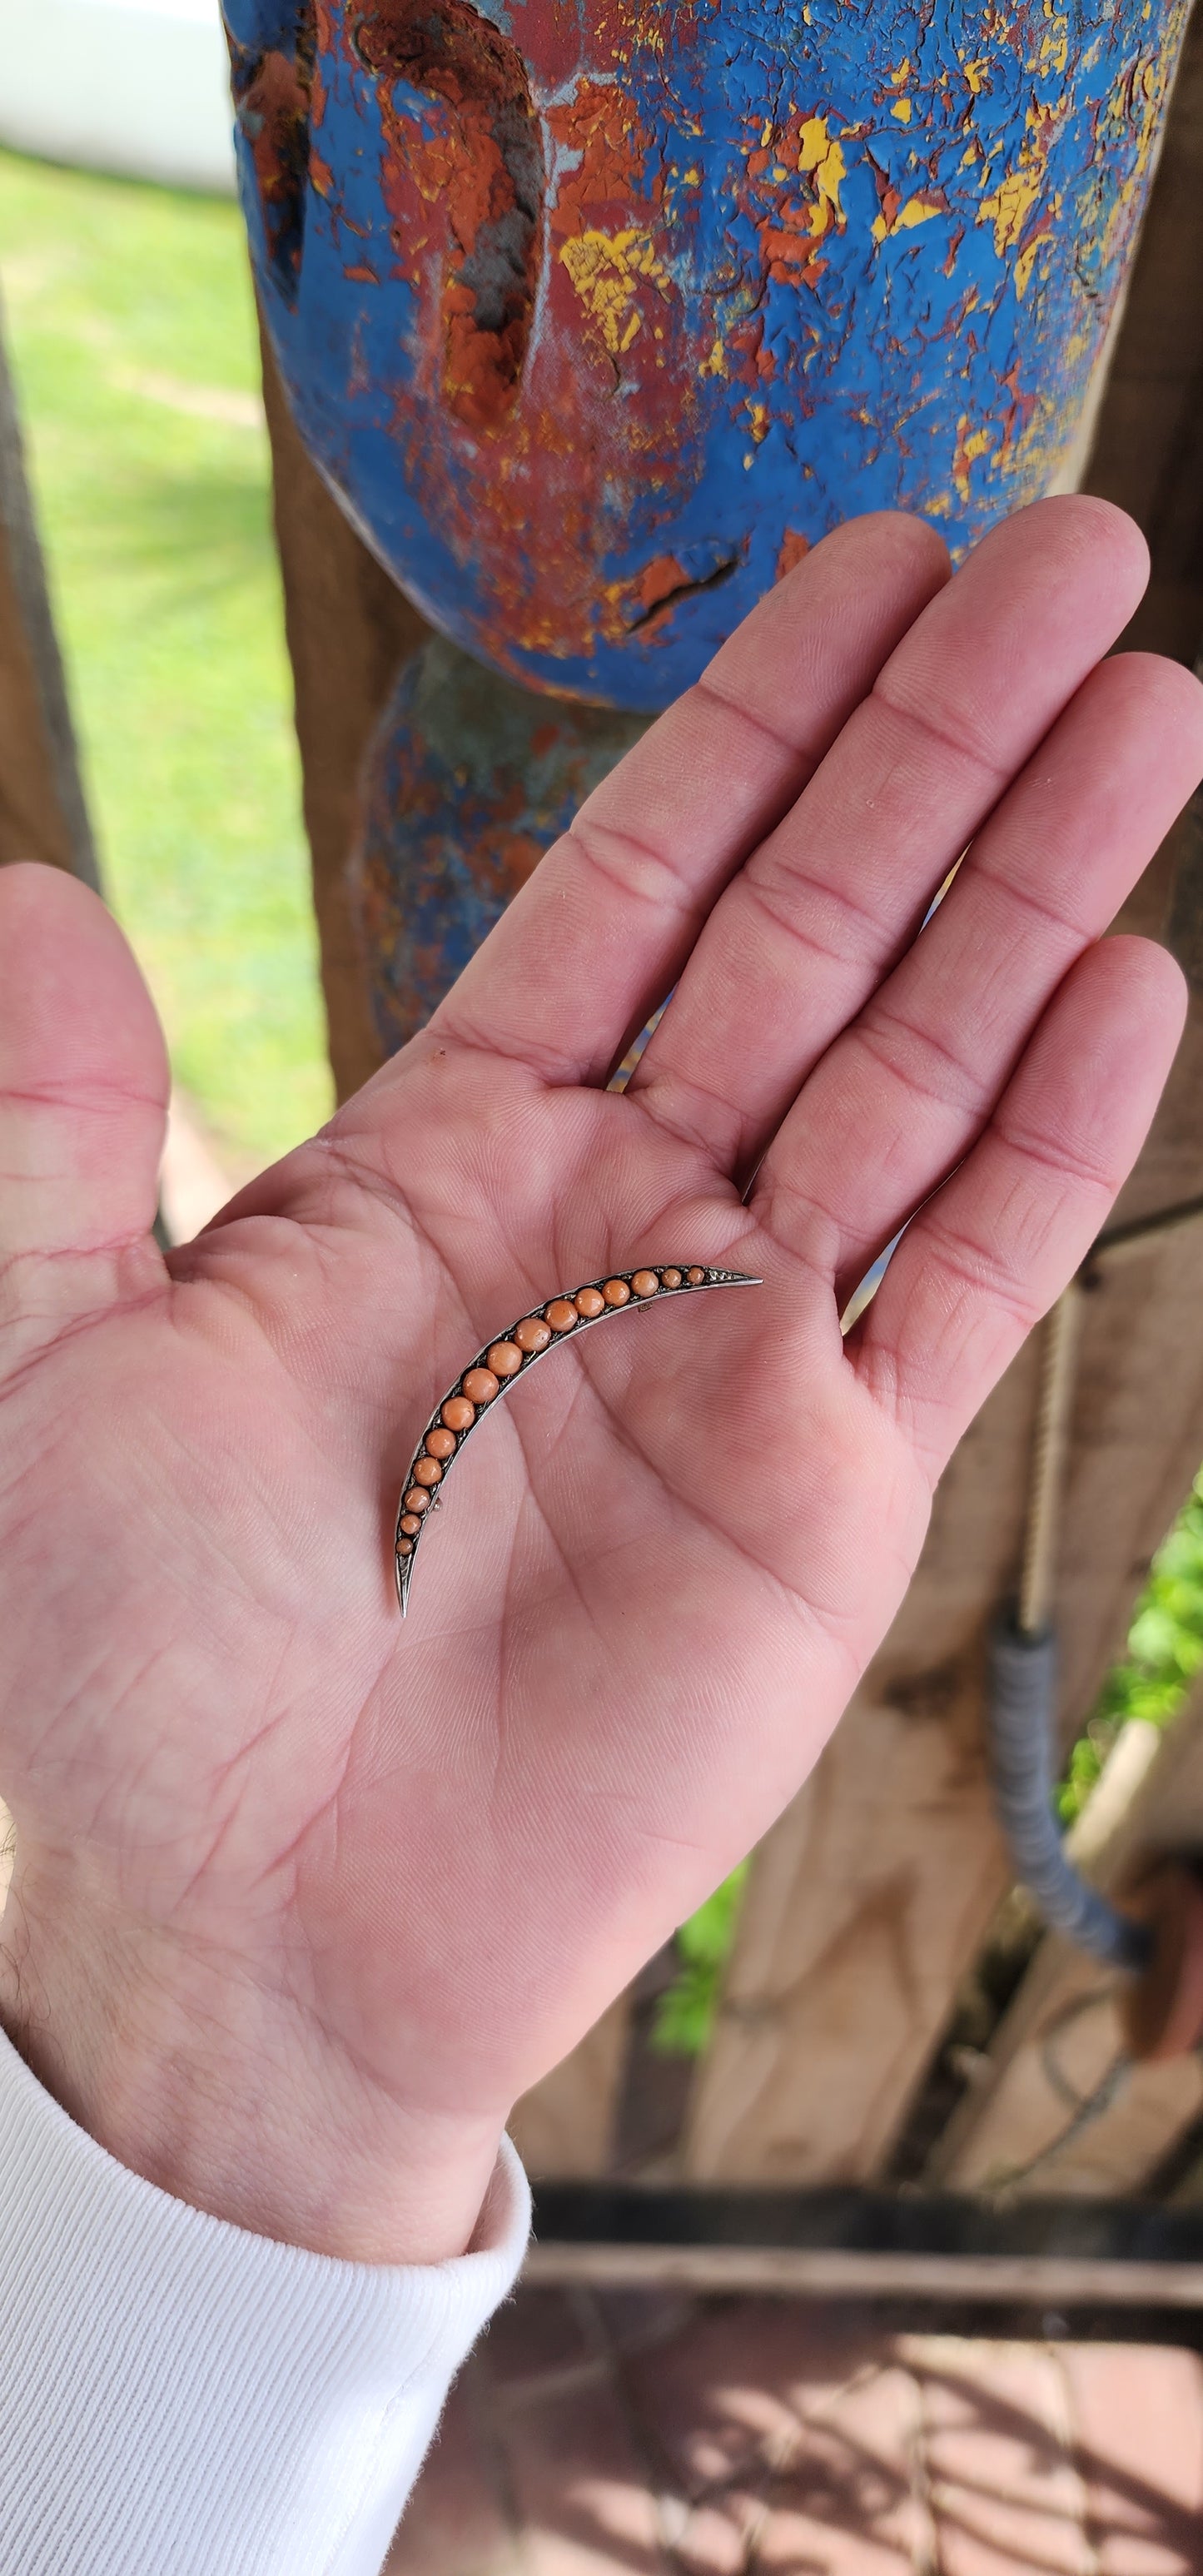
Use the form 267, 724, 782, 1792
0, 147, 331, 1167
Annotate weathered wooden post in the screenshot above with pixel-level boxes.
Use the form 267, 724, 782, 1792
0, 305, 98, 889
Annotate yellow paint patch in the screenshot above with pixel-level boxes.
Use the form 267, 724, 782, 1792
748, 401, 770, 442
977, 166, 1043, 256
559, 229, 670, 358
952, 416, 995, 501
892, 98, 912, 122
798, 115, 847, 221
872, 191, 943, 241
961, 55, 991, 93
1038, 0, 1070, 74
1014, 191, 1060, 298
699, 336, 727, 379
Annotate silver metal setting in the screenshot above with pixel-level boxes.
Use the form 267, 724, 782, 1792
394, 1265, 760, 1616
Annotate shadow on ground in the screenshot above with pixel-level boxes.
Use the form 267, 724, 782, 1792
388, 2286, 1203, 2574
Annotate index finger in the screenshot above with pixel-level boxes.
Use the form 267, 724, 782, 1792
424, 515, 949, 1087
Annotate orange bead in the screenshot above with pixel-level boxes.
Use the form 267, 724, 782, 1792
462, 1367, 500, 1404
514, 1315, 551, 1354
687, 1266, 706, 1285
400, 1513, 421, 1536
404, 1488, 430, 1515
575, 1286, 604, 1318
441, 1395, 475, 1432
544, 1299, 578, 1333
661, 1267, 682, 1289
485, 1343, 523, 1379
414, 1455, 443, 1488
425, 1426, 456, 1460
631, 1270, 659, 1299
396, 1536, 413, 1558
603, 1277, 630, 1306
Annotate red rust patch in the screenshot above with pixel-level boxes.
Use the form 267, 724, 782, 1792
351, 1, 544, 432
228, 13, 316, 304
775, 530, 810, 582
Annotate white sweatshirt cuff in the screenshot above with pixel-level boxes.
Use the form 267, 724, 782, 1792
0, 2025, 530, 2575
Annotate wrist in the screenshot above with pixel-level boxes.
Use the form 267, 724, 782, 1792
0, 1860, 505, 2265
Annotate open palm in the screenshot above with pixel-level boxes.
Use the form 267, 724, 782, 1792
2, 500, 1201, 2259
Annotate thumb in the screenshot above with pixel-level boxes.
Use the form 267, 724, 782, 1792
0, 863, 168, 1335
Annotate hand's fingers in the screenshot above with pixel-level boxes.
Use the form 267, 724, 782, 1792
422, 514, 949, 1085
754, 651, 1203, 1300
627, 495, 1151, 1172
850, 937, 1186, 1480
0, 865, 167, 1338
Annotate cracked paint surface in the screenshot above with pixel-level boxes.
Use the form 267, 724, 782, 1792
226, 0, 1190, 710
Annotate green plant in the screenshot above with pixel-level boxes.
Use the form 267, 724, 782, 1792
650, 1857, 749, 2056
1058, 1467, 1203, 1824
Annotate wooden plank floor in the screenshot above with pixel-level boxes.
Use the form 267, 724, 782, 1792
386, 2284, 1203, 2576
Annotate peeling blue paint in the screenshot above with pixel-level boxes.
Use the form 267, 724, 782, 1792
227, 0, 1188, 712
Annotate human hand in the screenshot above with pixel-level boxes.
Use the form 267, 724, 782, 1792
1, 498, 1200, 2262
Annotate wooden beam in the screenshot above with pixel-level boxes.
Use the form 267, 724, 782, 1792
1081, 0, 1203, 670
928, 1692, 1203, 2195
682, 1350, 1039, 2185
0, 299, 98, 886
257, 316, 427, 1104
522, 2241, 1203, 2306
508, 1998, 630, 2181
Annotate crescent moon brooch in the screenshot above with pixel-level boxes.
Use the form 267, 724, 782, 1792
395, 1264, 760, 1615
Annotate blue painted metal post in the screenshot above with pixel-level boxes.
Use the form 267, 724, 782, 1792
228, 0, 1191, 1037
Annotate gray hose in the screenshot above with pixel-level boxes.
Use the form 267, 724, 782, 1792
988, 1609, 1151, 1972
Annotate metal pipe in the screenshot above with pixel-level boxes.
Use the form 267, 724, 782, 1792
988, 1292, 1151, 1973
524, 2239, 1203, 2306
987, 1610, 1149, 1969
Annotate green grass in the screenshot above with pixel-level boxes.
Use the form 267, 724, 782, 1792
0, 149, 331, 1167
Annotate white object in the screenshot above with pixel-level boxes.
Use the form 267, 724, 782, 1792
0, 2028, 530, 2574
0, 0, 237, 195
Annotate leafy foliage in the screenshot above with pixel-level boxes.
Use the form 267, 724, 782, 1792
1058, 1468, 1203, 1824
650, 1858, 749, 2056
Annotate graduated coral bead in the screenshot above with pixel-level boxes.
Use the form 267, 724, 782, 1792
514, 1315, 551, 1354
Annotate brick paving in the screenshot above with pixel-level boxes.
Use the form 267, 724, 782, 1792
386, 2288, 1203, 2576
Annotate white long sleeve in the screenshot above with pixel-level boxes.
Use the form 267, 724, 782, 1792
0, 2026, 530, 2574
